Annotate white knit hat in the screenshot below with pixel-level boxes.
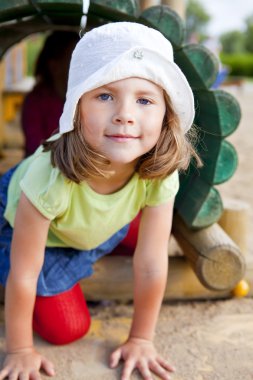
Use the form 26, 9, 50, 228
59, 22, 195, 134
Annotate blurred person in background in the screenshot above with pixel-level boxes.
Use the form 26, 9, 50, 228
21, 31, 79, 156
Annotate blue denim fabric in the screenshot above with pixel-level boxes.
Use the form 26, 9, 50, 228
0, 167, 129, 296
0, 167, 17, 289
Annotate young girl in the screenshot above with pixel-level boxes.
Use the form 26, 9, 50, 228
0, 22, 201, 380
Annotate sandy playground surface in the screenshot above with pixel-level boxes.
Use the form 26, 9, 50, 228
0, 83, 253, 379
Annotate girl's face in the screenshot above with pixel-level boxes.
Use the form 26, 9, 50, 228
79, 77, 166, 167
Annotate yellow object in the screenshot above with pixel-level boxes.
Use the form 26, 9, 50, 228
232, 280, 250, 298
3, 93, 24, 122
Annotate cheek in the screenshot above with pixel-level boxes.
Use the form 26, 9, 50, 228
80, 112, 98, 140
145, 112, 164, 137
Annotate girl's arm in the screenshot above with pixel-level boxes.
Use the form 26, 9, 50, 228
110, 200, 176, 380
0, 192, 55, 380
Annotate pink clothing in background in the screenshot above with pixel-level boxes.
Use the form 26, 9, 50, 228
21, 83, 64, 156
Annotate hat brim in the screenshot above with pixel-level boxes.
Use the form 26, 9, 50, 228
60, 47, 195, 134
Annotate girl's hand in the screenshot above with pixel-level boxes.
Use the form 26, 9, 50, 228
110, 337, 175, 380
0, 347, 55, 380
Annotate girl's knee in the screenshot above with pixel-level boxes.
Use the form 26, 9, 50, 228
34, 312, 91, 345
33, 284, 91, 345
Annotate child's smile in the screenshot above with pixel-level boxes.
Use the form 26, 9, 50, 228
79, 77, 166, 169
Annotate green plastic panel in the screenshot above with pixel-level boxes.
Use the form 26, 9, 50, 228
176, 175, 223, 228
139, 5, 184, 48
0, 3, 31, 22
0, 0, 82, 22
194, 89, 241, 137
214, 140, 238, 184
89, 0, 140, 21
175, 44, 219, 89
196, 136, 238, 185
192, 187, 223, 228
0, 15, 79, 58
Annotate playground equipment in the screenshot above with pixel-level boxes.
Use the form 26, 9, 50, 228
0, 0, 248, 299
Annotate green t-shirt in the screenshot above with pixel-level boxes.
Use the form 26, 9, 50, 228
4, 149, 179, 250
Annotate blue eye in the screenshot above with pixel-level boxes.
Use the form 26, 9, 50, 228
137, 98, 151, 105
98, 93, 113, 101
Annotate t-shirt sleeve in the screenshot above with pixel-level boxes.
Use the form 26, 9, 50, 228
19, 153, 71, 220
145, 170, 179, 207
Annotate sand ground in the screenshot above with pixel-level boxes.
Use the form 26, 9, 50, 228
0, 83, 253, 379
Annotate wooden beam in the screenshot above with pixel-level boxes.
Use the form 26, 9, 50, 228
218, 198, 250, 256
161, 0, 186, 19
78, 254, 253, 302
140, 0, 161, 10
172, 215, 245, 291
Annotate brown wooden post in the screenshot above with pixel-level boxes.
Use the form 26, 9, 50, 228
161, 0, 186, 19
140, 0, 161, 10
218, 198, 250, 256
172, 214, 246, 291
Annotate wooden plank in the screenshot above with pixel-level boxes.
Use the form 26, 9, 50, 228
139, 5, 184, 48
194, 89, 241, 137
0, 149, 23, 175
173, 215, 245, 291
175, 44, 219, 89
78, 254, 252, 302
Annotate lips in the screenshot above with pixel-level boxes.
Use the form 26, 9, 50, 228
105, 134, 139, 142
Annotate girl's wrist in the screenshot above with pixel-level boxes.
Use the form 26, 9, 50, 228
128, 336, 154, 344
6, 346, 34, 355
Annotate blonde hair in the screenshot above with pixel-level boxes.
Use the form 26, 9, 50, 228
43, 93, 202, 183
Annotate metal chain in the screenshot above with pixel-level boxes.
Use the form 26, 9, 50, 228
79, 0, 90, 38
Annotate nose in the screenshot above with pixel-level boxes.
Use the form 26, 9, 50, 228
112, 103, 135, 125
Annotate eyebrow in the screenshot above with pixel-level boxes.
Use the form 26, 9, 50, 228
97, 85, 162, 97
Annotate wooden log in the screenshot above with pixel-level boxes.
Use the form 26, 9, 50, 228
80, 255, 212, 302
172, 214, 246, 291
194, 89, 241, 137
139, 5, 184, 48
218, 198, 250, 256
174, 44, 219, 89
78, 253, 253, 302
